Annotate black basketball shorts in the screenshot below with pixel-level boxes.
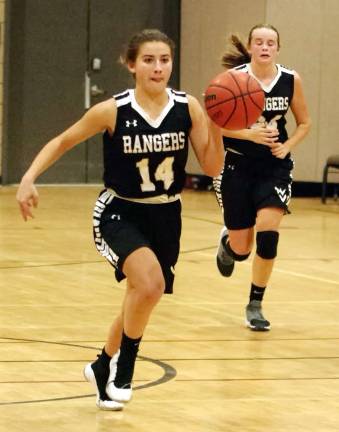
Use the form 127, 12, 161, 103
92, 190, 182, 294
219, 151, 294, 230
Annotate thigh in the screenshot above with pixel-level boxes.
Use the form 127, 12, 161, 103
256, 207, 284, 231
93, 192, 150, 280
221, 153, 256, 229
122, 246, 164, 288
150, 200, 182, 294
254, 158, 294, 213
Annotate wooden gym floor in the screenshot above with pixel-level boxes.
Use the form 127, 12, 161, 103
0, 185, 338, 432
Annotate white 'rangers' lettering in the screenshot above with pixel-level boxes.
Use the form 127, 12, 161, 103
123, 132, 185, 154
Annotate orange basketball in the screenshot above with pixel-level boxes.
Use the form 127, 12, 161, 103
204, 70, 265, 130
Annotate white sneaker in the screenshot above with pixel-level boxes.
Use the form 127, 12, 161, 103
105, 350, 133, 403
83, 363, 124, 411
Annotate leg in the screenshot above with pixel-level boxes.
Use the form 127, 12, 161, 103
105, 247, 165, 402
253, 207, 284, 286
216, 152, 256, 276
246, 207, 284, 331
216, 226, 254, 276
122, 247, 165, 337
87, 195, 180, 408
105, 311, 123, 356
84, 248, 164, 407
104, 243, 164, 355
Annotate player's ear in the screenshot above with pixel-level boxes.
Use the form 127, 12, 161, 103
127, 61, 136, 74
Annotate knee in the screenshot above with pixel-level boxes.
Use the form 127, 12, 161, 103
256, 230, 279, 259
231, 248, 251, 262
134, 270, 165, 304
227, 240, 251, 262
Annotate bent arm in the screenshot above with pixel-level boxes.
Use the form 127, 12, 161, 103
188, 95, 224, 177
284, 72, 311, 151
17, 99, 116, 220
268, 72, 311, 159
221, 125, 279, 145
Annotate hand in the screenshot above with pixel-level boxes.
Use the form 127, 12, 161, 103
247, 127, 279, 145
266, 141, 290, 159
16, 178, 39, 221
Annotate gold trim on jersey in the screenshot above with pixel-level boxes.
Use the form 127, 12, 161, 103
105, 188, 181, 204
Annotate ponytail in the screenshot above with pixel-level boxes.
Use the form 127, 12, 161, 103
221, 34, 251, 69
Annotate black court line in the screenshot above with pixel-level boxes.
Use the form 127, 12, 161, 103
0, 338, 176, 406
0, 245, 217, 270
2, 336, 339, 343
173, 377, 339, 382
154, 356, 339, 361
1, 250, 337, 270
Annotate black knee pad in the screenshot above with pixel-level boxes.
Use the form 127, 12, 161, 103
225, 242, 250, 261
256, 231, 279, 259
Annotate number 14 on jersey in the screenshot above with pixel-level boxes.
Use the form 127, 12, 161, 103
136, 157, 174, 192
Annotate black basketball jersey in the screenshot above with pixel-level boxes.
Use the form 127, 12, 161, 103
224, 63, 295, 159
103, 88, 192, 198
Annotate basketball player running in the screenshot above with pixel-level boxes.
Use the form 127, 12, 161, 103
16, 29, 224, 410
213, 24, 311, 331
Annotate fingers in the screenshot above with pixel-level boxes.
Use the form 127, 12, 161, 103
32, 194, 39, 208
252, 127, 279, 145
270, 143, 287, 159
18, 200, 35, 221
16, 182, 39, 221
263, 129, 279, 144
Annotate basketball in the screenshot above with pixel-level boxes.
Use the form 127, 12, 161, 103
204, 70, 265, 130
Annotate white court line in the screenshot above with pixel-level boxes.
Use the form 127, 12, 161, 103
192, 251, 339, 286
270, 267, 339, 286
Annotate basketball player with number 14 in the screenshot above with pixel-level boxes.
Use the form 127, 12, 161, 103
211, 24, 311, 331
16, 29, 224, 410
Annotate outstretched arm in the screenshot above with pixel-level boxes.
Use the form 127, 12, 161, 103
16, 99, 117, 220
188, 95, 224, 177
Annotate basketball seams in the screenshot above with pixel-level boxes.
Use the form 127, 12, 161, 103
204, 70, 265, 129
229, 71, 248, 128
222, 102, 237, 129
248, 90, 265, 111
207, 83, 262, 98
206, 88, 263, 110
205, 85, 237, 109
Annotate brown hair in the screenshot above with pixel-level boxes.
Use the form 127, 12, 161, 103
120, 28, 175, 66
221, 24, 280, 69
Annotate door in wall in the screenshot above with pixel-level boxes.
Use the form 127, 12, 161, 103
3, 0, 180, 184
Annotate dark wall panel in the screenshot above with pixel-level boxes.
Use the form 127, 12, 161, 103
4, 0, 88, 183
2, 0, 181, 184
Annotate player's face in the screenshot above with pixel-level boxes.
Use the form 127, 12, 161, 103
128, 41, 173, 93
248, 28, 279, 65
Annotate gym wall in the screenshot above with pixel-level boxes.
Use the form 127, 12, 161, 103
1, 1, 338, 186
181, 0, 339, 184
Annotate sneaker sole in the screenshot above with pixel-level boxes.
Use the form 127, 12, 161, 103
245, 319, 271, 331
83, 364, 124, 411
106, 381, 132, 403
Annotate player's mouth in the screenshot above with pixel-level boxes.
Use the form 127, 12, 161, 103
151, 77, 164, 82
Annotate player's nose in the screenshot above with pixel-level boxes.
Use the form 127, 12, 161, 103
154, 60, 163, 71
